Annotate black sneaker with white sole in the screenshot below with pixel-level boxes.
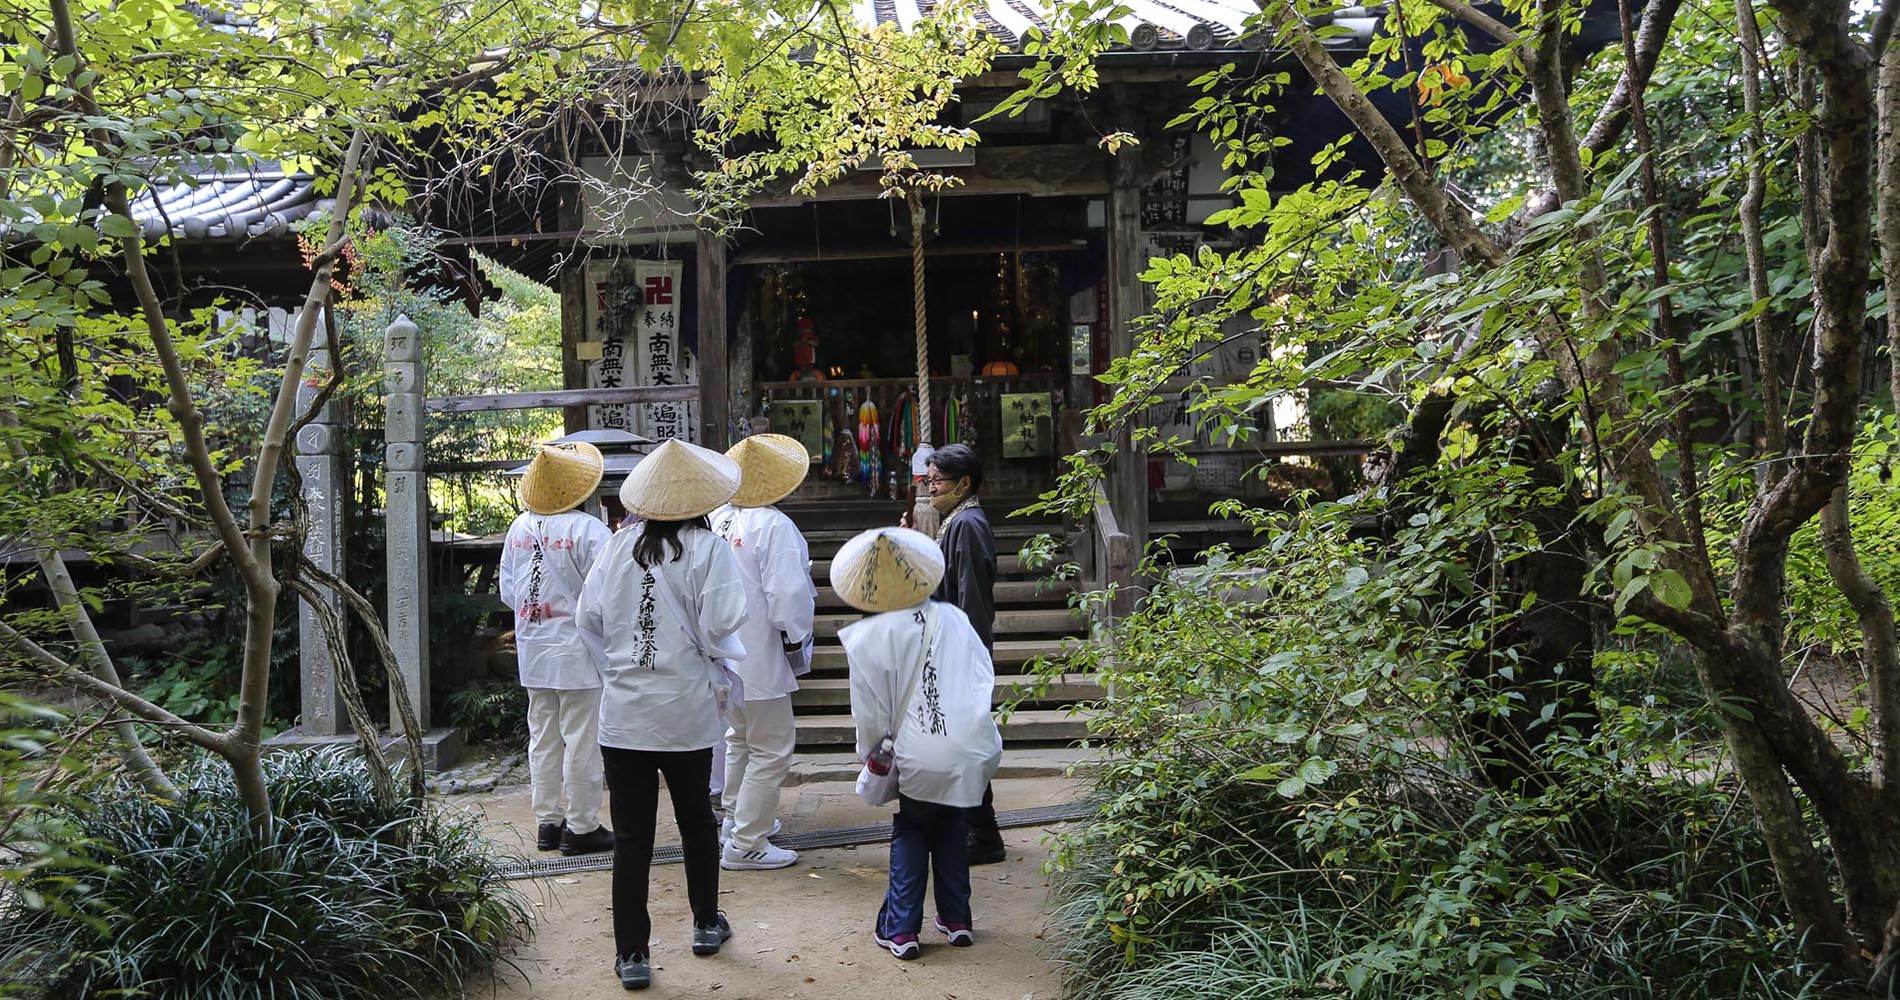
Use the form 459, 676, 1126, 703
692, 911, 733, 956
615, 953, 651, 990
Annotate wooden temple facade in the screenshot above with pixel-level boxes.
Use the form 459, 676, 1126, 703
449, 5, 1394, 546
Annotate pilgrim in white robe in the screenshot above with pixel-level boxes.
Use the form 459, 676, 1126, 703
841, 601, 1001, 809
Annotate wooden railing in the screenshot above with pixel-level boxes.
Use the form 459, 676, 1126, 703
1085, 478, 1138, 635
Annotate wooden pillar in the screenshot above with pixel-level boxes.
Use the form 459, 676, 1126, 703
696, 228, 730, 448
558, 182, 587, 434
1106, 152, 1150, 566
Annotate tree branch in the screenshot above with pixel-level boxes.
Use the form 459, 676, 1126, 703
1734, 0, 1878, 629
46, 0, 262, 591
0, 411, 179, 799
1817, 486, 1900, 788
1423, 0, 1532, 58
1271, 3, 1505, 267
1615, 0, 1715, 585
293, 553, 427, 794
284, 576, 403, 806
1879, 34, 1900, 419
1736, 0, 1788, 474
235, 125, 371, 759
1578, 0, 1685, 156
0, 620, 228, 758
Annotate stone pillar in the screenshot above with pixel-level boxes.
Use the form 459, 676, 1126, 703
383, 315, 431, 732
295, 320, 349, 736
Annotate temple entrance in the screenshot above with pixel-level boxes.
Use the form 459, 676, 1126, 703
730, 195, 1099, 502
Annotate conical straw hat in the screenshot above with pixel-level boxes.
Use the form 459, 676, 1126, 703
619, 438, 741, 521
829, 527, 945, 614
727, 433, 810, 508
517, 442, 605, 515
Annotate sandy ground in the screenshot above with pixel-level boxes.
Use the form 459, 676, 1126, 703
445, 774, 1078, 1000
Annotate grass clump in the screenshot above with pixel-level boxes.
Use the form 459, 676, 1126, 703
0, 748, 531, 1000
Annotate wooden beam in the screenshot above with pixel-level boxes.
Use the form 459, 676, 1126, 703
1181, 440, 1376, 458
1106, 144, 1149, 575
557, 181, 587, 434
425, 385, 698, 413
696, 228, 730, 448
732, 237, 1088, 267
746, 144, 1110, 208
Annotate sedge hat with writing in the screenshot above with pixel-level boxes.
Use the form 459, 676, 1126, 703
829, 527, 946, 614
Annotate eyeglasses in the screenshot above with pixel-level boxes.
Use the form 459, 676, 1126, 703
924, 475, 958, 487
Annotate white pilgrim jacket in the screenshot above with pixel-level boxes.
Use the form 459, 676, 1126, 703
840, 601, 1001, 808
498, 509, 612, 690
576, 524, 749, 752
711, 503, 816, 702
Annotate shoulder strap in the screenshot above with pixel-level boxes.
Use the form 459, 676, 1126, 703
890, 602, 940, 734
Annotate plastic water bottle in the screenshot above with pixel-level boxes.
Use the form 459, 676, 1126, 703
866, 736, 895, 776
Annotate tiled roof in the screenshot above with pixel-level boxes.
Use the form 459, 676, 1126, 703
854, 0, 1383, 51
123, 165, 328, 241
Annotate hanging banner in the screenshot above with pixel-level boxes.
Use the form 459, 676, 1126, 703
583, 258, 696, 441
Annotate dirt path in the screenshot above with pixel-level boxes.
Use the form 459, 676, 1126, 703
447, 774, 1077, 1000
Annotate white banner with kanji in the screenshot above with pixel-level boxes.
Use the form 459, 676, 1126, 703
583, 258, 696, 441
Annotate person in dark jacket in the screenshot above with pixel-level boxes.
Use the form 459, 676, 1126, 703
919, 444, 1006, 864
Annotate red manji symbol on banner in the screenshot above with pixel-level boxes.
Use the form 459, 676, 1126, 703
644, 275, 674, 306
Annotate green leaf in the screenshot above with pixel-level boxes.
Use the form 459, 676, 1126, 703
1651, 568, 1693, 611
97, 214, 137, 239
1296, 757, 1335, 786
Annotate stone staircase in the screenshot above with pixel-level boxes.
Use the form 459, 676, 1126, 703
782, 501, 1100, 752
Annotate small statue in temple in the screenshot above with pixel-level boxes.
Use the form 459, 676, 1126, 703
788, 318, 825, 382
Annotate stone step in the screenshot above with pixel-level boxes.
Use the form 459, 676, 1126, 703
802, 523, 1056, 559
806, 638, 1077, 676
789, 672, 1105, 710
813, 607, 1083, 640
814, 578, 1075, 610
792, 708, 1092, 749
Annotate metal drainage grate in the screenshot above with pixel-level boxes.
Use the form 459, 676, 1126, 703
500, 800, 1093, 880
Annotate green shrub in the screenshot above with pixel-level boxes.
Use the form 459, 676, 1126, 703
443, 678, 529, 745
1040, 496, 1846, 999
0, 749, 531, 1000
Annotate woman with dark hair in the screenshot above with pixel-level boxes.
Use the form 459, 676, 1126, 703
577, 439, 749, 991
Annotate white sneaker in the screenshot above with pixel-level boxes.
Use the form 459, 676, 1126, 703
721, 841, 799, 870
719, 817, 782, 844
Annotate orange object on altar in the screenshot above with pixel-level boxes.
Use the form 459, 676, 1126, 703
789, 317, 826, 381
980, 360, 1020, 376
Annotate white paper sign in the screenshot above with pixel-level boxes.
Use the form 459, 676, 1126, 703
584, 259, 697, 440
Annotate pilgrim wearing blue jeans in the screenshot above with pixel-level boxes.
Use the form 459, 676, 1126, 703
832, 527, 1002, 960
